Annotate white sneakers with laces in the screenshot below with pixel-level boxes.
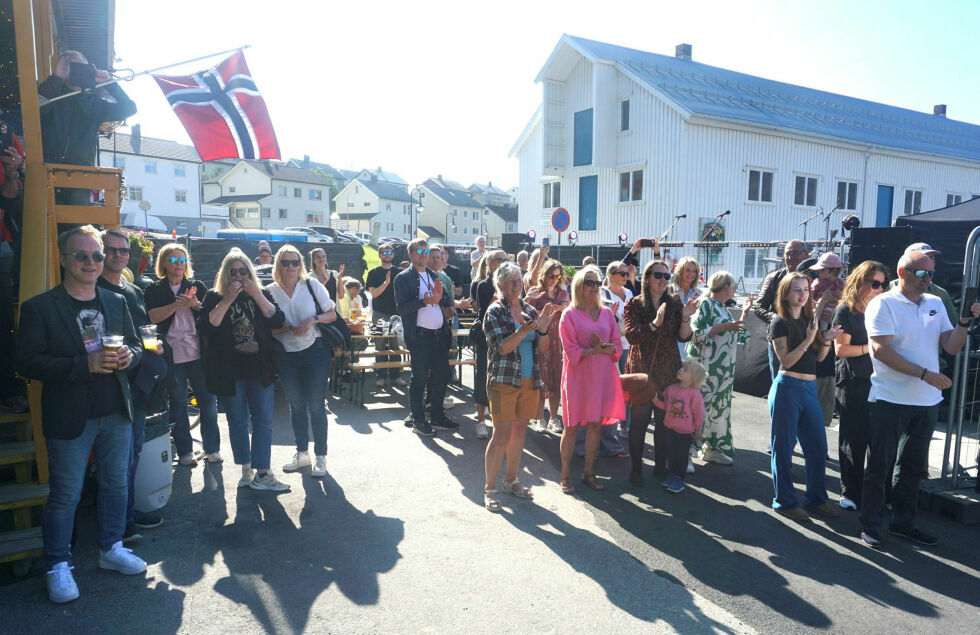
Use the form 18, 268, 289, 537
250, 471, 290, 491
46, 562, 79, 603
239, 463, 255, 488
528, 419, 547, 434
475, 421, 491, 439
547, 418, 564, 434
311, 455, 327, 477
99, 541, 147, 575
282, 452, 311, 472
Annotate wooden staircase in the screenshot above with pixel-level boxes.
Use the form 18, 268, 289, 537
0, 412, 47, 571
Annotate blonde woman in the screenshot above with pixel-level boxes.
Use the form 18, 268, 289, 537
144, 243, 217, 467
671, 256, 703, 361
525, 259, 569, 434
268, 245, 337, 478
601, 259, 633, 442
199, 249, 288, 491
470, 249, 509, 437
309, 247, 344, 302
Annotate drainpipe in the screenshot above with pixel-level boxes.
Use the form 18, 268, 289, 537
862, 145, 876, 226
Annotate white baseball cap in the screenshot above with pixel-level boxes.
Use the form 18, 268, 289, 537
905, 242, 940, 256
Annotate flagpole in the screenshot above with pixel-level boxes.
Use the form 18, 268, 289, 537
39, 45, 253, 107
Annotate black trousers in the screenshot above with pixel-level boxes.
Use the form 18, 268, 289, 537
665, 428, 693, 480
628, 402, 667, 475
408, 329, 451, 425
835, 378, 872, 504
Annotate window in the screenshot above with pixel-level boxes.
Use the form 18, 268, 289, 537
173, 165, 185, 177
743, 248, 768, 279
175, 189, 187, 203
794, 176, 817, 206
144, 160, 156, 174
453, 209, 458, 216
836, 181, 858, 210
904, 189, 922, 215
452, 226, 458, 234
347, 201, 354, 208
620, 99, 630, 132
363, 201, 370, 207
235, 209, 245, 219
618, 170, 643, 202
747, 169, 774, 202
113, 156, 125, 168
404, 204, 409, 214
294, 187, 302, 198
278, 186, 287, 197
386, 203, 391, 211
261, 207, 270, 218
306, 212, 322, 223
309, 189, 322, 200
246, 207, 259, 218
278, 208, 288, 218
543, 182, 560, 207
573, 108, 593, 166
229, 186, 236, 193
947, 193, 963, 207
127, 186, 143, 201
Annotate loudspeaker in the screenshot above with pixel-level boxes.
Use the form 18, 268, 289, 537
501, 232, 528, 254
848, 226, 911, 278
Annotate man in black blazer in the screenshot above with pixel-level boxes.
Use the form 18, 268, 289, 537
16, 225, 146, 604
395, 238, 457, 436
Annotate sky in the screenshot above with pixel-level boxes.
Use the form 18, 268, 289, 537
114, 0, 980, 191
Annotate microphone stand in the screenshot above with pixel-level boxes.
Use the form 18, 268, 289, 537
659, 214, 686, 242
701, 210, 730, 282
823, 203, 842, 251
798, 208, 823, 243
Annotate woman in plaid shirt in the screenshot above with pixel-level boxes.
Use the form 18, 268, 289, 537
482, 264, 559, 512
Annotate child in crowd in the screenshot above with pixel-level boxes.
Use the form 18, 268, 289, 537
809, 253, 845, 327
654, 359, 708, 493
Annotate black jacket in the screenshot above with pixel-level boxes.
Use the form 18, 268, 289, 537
15, 285, 142, 440
143, 278, 209, 337
753, 267, 790, 326
394, 266, 454, 345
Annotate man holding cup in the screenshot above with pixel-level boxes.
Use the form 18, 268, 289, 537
98, 229, 167, 540
16, 225, 145, 603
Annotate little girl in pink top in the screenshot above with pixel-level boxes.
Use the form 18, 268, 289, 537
653, 359, 707, 493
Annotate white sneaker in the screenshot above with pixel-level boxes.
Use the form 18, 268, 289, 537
204, 451, 223, 463
311, 455, 327, 477
443, 397, 455, 410
547, 418, 564, 434
178, 452, 198, 466
686, 459, 695, 474
99, 541, 147, 575
376, 378, 387, 388
238, 463, 255, 488
839, 497, 858, 511
250, 471, 290, 491
393, 377, 409, 387
702, 449, 734, 465
282, 452, 311, 472
46, 562, 79, 603
475, 421, 491, 439
528, 419, 547, 434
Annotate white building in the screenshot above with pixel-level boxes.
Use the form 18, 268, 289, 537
483, 204, 519, 246
511, 35, 980, 285
202, 160, 332, 230
332, 176, 414, 239
97, 132, 221, 236
418, 182, 485, 245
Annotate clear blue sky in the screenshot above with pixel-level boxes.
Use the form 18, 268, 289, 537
115, 0, 980, 190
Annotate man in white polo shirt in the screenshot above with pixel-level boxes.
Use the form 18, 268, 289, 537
861, 250, 979, 548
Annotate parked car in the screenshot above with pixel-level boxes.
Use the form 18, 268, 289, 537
352, 232, 372, 244
337, 231, 364, 244
307, 226, 358, 243
284, 226, 334, 243
379, 236, 407, 245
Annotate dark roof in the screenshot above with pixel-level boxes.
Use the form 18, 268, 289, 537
357, 178, 413, 202
205, 193, 269, 205
355, 168, 407, 185
286, 158, 345, 181
337, 211, 378, 220
241, 160, 332, 186
99, 132, 201, 162
418, 225, 445, 239
469, 182, 509, 196
424, 184, 482, 208
339, 169, 359, 180
486, 204, 518, 222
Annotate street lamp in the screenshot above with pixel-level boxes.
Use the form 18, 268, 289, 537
410, 186, 424, 238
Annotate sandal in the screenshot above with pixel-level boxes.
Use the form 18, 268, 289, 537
484, 489, 501, 512
503, 479, 533, 499
582, 473, 605, 491
560, 478, 576, 494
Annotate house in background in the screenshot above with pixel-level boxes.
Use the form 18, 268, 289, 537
483, 204, 519, 246
418, 182, 484, 244
332, 175, 414, 239
468, 182, 514, 208
511, 35, 980, 285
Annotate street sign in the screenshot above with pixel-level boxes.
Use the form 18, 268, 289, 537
551, 207, 570, 233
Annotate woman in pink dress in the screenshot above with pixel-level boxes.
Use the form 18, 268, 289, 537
558, 265, 625, 493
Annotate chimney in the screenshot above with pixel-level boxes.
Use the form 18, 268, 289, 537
377, 166, 383, 177
934, 104, 947, 117
675, 43, 692, 61
303, 154, 310, 168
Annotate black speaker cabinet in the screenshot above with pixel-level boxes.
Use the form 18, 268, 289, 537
848, 226, 911, 279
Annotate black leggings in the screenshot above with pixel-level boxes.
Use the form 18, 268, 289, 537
629, 402, 667, 475
836, 378, 872, 504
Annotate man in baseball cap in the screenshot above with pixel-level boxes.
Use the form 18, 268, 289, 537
889, 242, 955, 323
905, 243, 940, 256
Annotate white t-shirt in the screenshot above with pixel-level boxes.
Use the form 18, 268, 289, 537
470, 249, 486, 281
865, 288, 953, 406
267, 278, 335, 353
416, 270, 444, 330
601, 286, 633, 350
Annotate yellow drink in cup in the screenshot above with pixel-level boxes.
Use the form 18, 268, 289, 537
102, 334, 124, 370
139, 324, 159, 351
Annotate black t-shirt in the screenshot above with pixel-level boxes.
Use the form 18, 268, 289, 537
832, 304, 873, 381
366, 265, 396, 315
769, 315, 817, 375
228, 296, 265, 379
70, 295, 126, 418
97, 277, 150, 327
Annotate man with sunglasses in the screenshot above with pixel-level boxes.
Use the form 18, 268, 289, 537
887, 243, 957, 326
16, 225, 146, 603
394, 238, 458, 436
860, 250, 980, 549
366, 243, 408, 388
755, 239, 808, 379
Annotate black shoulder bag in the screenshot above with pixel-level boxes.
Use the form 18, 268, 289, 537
307, 280, 350, 351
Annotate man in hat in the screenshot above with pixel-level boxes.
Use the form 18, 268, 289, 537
809, 253, 845, 428
888, 243, 956, 325
255, 241, 273, 266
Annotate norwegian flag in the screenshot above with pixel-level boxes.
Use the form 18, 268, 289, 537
152, 51, 280, 162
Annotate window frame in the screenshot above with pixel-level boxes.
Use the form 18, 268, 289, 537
836, 180, 859, 211
173, 164, 185, 178
746, 168, 775, 203
278, 208, 288, 219
542, 181, 561, 208
903, 189, 923, 215
144, 160, 157, 174
127, 186, 143, 201
294, 187, 302, 198
793, 174, 819, 207
619, 98, 630, 132
947, 193, 964, 207
617, 169, 644, 204
742, 247, 769, 279
174, 189, 187, 204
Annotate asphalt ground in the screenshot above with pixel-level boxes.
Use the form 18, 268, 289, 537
3, 370, 978, 633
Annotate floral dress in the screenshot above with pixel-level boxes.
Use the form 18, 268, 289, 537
687, 296, 749, 457
525, 287, 569, 400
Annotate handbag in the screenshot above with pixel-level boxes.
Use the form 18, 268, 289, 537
620, 305, 661, 406
307, 280, 351, 351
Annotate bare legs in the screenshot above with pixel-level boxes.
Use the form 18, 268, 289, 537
484, 419, 531, 496
560, 421, 603, 491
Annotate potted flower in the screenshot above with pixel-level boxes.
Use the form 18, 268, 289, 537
125, 230, 155, 276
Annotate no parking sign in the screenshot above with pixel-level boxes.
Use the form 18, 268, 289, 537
551, 207, 570, 233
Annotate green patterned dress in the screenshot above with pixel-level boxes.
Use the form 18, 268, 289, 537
687, 296, 749, 457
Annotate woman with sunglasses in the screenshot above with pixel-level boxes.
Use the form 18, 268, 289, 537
145, 243, 218, 467
558, 266, 626, 493
768, 273, 842, 520
309, 247, 344, 302
199, 249, 288, 491
470, 249, 508, 438
622, 259, 699, 485
268, 245, 337, 479
831, 260, 888, 511
525, 259, 570, 434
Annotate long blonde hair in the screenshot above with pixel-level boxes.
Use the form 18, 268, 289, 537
213, 248, 256, 294
570, 265, 602, 310
155, 242, 194, 279
272, 244, 308, 286
308, 247, 327, 276
840, 260, 889, 311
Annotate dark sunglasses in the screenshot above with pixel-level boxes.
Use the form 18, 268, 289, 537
279, 259, 301, 267
168, 256, 188, 264
104, 246, 130, 256
648, 271, 670, 280
546, 273, 562, 280
72, 251, 104, 263
230, 267, 250, 277
870, 280, 885, 289
909, 269, 935, 279
614, 270, 628, 277
583, 279, 602, 288
414, 248, 430, 255
380, 250, 393, 256
492, 257, 507, 264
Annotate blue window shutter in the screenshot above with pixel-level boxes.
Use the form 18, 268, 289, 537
579, 175, 598, 230
573, 109, 593, 167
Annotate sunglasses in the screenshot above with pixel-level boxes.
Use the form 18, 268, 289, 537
104, 246, 130, 257
583, 279, 602, 288
380, 250, 393, 256
168, 256, 188, 264
230, 267, 250, 276
72, 251, 104, 263
614, 271, 628, 277
413, 248, 430, 255
546, 273, 562, 280
869, 280, 885, 289
648, 271, 670, 280
909, 269, 935, 279
279, 259, 301, 267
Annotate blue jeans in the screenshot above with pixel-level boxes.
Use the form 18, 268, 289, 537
169, 358, 219, 456
224, 378, 275, 470
768, 374, 828, 510
126, 393, 148, 526
44, 413, 131, 568
278, 338, 332, 456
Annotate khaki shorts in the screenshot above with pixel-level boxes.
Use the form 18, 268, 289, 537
488, 378, 539, 424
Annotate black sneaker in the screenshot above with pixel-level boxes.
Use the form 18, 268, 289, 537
888, 525, 937, 546
431, 417, 459, 431
122, 525, 142, 544
412, 422, 436, 437
860, 529, 883, 549
134, 511, 163, 529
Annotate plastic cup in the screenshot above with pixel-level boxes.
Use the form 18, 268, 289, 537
139, 324, 159, 351
102, 334, 124, 370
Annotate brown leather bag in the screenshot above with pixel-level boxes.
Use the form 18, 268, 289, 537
620, 354, 658, 406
